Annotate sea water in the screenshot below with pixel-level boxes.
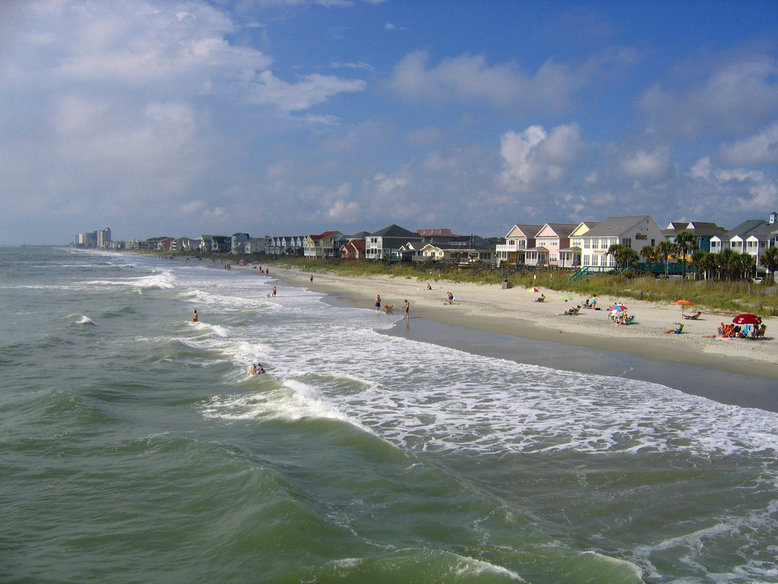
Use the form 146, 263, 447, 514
1, 247, 776, 584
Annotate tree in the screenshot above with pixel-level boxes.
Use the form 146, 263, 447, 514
717, 248, 740, 282
691, 250, 710, 280
674, 231, 697, 279
607, 243, 625, 267
759, 246, 778, 284
739, 252, 756, 281
656, 240, 677, 276
621, 247, 640, 268
640, 244, 657, 262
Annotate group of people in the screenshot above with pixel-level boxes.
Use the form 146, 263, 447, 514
376, 294, 410, 318
612, 312, 634, 325
248, 363, 265, 375
718, 322, 766, 339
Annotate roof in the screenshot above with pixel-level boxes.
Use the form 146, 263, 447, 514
371, 224, 419, 238
506, 224, 543, 238
663, 221, 727, 236
417, 228, 457, 237
342, 239, 366, 251
538, 223, 579, 237
309, 230, 341, 240
718, 220, 767, 239
583, 216, 655, 237
745, 221, 778, 240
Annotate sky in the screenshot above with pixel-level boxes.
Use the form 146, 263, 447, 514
1, 0, 777, 244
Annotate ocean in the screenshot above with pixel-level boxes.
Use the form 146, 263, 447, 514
1, 246, 776, 584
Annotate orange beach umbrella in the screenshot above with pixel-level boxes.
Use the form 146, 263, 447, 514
673, 299, 693, 312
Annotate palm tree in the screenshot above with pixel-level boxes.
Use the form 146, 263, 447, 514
621, 247, 639, 269
607, 243, 625, 268
717, 248, 740, 282
656, 240, 677, 276
739, 252, 756, 281
691, 250, 710, 280
640, 244, 657, 262
759, 246, 778, 284
674, 231, 697, 279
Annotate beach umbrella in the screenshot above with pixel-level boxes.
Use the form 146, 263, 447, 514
608, 303, 627, 311
732, 313, 761, 325
558, 294, 573, 301
527, 287, 539, 293
673, 299, 693, 313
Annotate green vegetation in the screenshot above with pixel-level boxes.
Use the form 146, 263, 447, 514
263, 256, 777, 315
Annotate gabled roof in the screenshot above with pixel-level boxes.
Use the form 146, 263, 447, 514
342, 239, 365, 251
718, 220, 767, 239
536, 223, 579, 238
371, 224, 419, 238
663, 221, 727, 237
309, 230, 341, 241
345, 231, 370, 240
569, 221, 598, 237
583, 216, 655, 237
745, 221, 778, 240
505, 224, 543, 238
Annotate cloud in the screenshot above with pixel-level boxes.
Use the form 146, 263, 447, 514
245, 70, 365, 112
637, 51, 778, 140
619, 148, 674, 182
387, 51, 574, 111
386, 49, 637, 113
718, 122, 778, 166
498, 123, 584, 193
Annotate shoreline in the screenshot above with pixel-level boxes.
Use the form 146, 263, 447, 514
270, 266, 778, 410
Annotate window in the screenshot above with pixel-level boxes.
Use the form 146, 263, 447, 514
622, 238, 631, 248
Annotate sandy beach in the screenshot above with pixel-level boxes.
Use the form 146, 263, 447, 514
273, 268, 777, 385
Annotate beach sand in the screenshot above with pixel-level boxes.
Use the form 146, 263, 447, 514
272, 267, 778, 411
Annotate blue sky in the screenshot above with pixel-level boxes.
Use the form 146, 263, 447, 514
1, 0, 777, 244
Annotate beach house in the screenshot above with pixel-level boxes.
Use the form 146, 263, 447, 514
419, 235, 496, 265
304, 231, 343, 259
527, 223, 578, 267
663, 221, 727, 253
559, 221, 597, 268
365, 225, 421, 261
579, 216, 664, 270
495, 224, 543, 266
711, 212, 778, 272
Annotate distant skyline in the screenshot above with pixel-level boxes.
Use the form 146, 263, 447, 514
1, 0, 777, 245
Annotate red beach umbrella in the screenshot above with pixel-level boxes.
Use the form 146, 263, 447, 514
732, 313, 761, 325
673, 299, 694, 313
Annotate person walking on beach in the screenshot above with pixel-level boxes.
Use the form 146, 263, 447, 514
403, 299, 410, 319
375, 294, 381, 310
193, 309, 198, 322
309, 274, 313, 283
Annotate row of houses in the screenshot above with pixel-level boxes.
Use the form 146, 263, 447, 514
76, 211, 778, 272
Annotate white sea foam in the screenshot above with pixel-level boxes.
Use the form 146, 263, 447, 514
183, 266, 778, 463
75, 315, 95, 326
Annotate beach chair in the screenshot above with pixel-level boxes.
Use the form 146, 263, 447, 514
682, 311, 702, 320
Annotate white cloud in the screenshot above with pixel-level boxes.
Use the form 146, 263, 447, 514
245, 70, 365, 112
498, 123, 583, 192
619, 148, 673, 182
638, 52, 778, 140
688, 156, 778, 212
719, 122, 778, 166
387, 51, 576, 111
